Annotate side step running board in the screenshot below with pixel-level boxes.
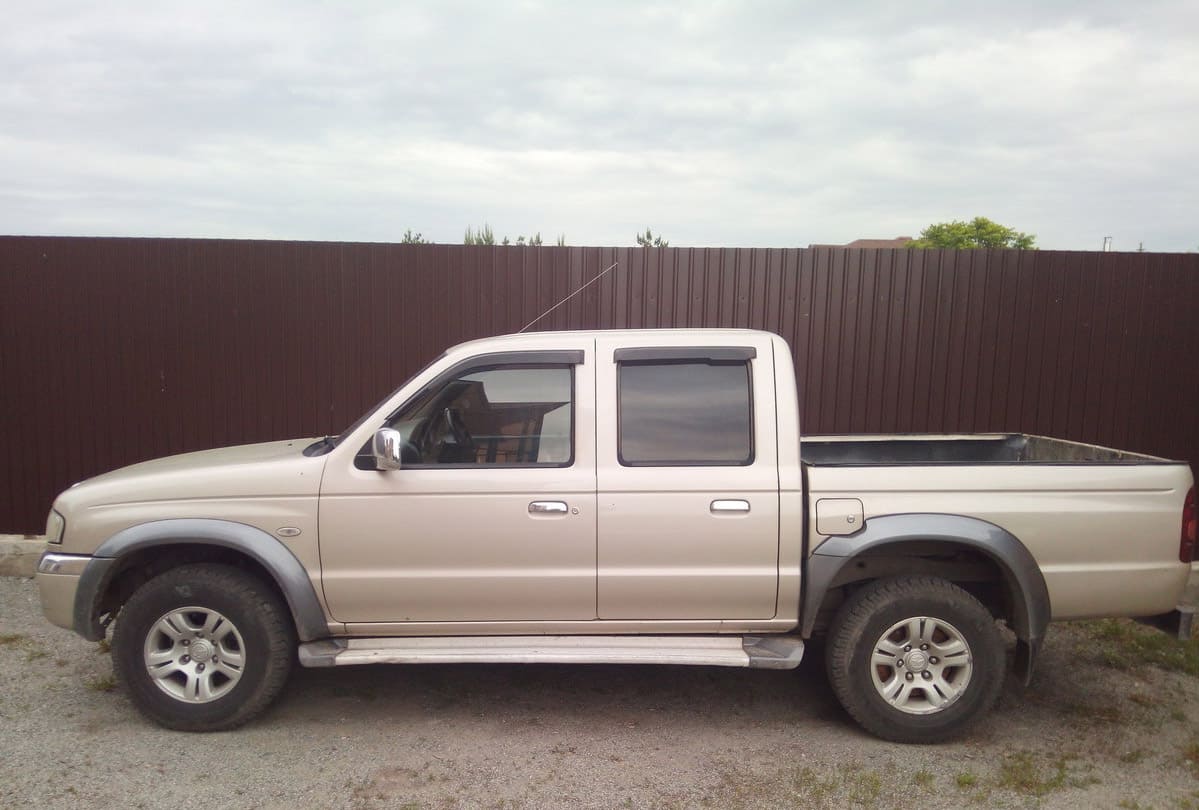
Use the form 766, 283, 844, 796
299, 635, 804, 671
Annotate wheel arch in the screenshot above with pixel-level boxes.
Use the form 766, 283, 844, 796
803, 513, 1051, 681
74, 519, 329, 643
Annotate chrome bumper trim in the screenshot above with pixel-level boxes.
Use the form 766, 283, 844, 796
37, 552, 91, 576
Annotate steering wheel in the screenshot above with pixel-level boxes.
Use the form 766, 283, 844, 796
442, 407, 474, 449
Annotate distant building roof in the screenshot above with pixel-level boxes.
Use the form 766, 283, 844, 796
808, 237, 913, 249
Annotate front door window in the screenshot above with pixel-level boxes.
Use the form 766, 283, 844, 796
387, 366, 574, 467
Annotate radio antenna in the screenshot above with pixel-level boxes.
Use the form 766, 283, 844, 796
518, 261, 619, 333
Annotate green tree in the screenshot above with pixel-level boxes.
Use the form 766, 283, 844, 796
467, 225, 553, 246
463, 223, 496, 245
636, 228, 669, 247
401, 229, 428, 244
907, 217, 1035, 249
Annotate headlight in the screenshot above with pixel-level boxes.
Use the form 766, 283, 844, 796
46, 510, 65, 544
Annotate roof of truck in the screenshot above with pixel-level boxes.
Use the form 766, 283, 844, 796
449, 328, 783, 355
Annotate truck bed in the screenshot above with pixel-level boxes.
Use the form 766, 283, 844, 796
800, 433, 1176, 466
802, 433, 1191, 621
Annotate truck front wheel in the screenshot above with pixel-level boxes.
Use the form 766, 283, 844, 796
825, 576, 1005, 744
111, 564, 295, 731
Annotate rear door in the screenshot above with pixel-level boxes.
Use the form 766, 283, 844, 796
595, 334, 780, 619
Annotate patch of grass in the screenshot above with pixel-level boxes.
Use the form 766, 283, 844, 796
86, 674, 116, 692
1118, 800, 1152, 810
995, 751, 1097, 797
1083, 619, 1199, 676
0, 632, 48, 662
997, 752, 1067, 796
845, 768, 881, 805
721, 756, 1128, 809
789, 767, 832, 805
1119, 749, 1146, 764
747, 764, 888, 808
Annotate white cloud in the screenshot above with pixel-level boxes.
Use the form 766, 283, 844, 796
1, 1, 1196, 250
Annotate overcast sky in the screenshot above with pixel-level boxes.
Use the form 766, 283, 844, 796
3, 1, 1196, 251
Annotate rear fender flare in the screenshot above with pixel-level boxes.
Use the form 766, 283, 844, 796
804, 513, 1050, 678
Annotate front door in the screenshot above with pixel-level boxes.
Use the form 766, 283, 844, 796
319, 345, 596, 623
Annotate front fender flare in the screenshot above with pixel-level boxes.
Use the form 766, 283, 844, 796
73, 518, 329, 643
803, 513, 1051, 680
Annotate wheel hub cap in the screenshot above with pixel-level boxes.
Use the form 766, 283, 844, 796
869, 615, 974, 716
142, 606, 246, 704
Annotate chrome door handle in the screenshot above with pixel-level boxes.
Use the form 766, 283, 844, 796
711, 499, 750, 513
529, 501, 569, 514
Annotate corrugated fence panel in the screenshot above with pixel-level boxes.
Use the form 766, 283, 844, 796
1, 235, 1197, 532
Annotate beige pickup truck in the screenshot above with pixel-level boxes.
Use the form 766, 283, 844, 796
36, 329, 1197, 743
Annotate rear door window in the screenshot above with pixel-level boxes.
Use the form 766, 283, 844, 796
617, 360, 753, 466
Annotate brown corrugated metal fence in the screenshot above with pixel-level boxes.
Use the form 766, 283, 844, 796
2, 236, 1196, 533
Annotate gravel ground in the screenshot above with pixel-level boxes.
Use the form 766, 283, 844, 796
2, 574, 1198, 810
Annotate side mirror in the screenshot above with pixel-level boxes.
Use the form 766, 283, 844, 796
372, 428, 404, 471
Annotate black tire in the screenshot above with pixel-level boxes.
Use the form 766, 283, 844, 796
825, 576, 1004, 744
111, 564, 295, 731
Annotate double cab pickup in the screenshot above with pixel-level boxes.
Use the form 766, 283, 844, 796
36, 329, 1197, 742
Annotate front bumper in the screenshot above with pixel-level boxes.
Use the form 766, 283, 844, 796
35, 552, 90, 632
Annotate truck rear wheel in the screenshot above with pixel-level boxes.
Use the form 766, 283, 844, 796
825, 576, 1004, 744
111, 564, 294, 731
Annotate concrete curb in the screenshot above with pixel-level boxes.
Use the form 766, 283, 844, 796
0, 536, 46, 577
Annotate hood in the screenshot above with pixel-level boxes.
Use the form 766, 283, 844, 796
55, 438, 327, 516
